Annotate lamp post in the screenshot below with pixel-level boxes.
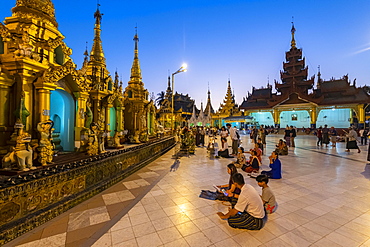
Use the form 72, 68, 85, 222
171, 63, 187, 134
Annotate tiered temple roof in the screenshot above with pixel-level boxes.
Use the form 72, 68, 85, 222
217, 80, 242, 116
240, 24, 370, 111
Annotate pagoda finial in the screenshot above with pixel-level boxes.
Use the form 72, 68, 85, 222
291, 17, 296, 49
317, 65, 322, 87
129, 27, 143, 84
114, 70, 119, 88
90, 1, 105, 63
83, 41, 89, 63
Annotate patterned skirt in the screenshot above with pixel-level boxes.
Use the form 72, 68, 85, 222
227, 211, 265, 230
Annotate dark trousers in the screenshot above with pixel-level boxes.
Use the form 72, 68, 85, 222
232, 139, 238, 155
317, 137, 322, 146
361, 137, 367, 145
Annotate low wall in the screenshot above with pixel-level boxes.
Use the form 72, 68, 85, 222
0, 137, 175, 246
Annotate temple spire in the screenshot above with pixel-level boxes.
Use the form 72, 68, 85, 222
205, 84, 214, 115
90, 3, 105, 63
83, 42, 89, 64
317, 65, 322, 88
14, 0, 57, 27
207, 82, 211, 103
129, 27, 143, 84
291, 18, 296, 49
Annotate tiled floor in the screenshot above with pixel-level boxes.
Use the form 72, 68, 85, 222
5, 134, 370, 247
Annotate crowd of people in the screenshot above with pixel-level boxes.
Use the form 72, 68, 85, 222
198, 124, 280, 230
196, 123, 369, 231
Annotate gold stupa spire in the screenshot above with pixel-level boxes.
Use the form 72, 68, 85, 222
225, 80, 233, 104
90, 3, 106, 63
129, 28, 143, 85
13, 0, 57, 27
291, 20, 296, 49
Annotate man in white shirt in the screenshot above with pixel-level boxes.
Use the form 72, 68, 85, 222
226, 123, 238, 155
217, 173, 266, 230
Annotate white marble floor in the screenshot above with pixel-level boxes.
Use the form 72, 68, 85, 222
8, 134, 370, 247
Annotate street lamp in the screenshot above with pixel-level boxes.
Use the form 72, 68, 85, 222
171, 63, 187, 134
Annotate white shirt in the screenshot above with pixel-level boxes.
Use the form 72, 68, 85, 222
234, 184, 265, 218
220, 130, 228, 138
228, 127, 238, 140
347, 129, 358, 141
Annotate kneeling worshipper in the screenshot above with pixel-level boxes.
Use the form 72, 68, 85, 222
217, 173, 267, 230
261, 151, 282, 179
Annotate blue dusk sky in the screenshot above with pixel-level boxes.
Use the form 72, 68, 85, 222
1, 1, 370, 109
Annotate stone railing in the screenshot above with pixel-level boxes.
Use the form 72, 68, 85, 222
0, 137, 175, 245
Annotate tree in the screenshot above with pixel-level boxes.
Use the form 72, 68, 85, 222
155, 91, 165, 107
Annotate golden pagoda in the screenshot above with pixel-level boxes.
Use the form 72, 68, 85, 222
212, 80, 242, 127
80, 4, 124, 145
123, 31, 156, 143
0, 0, 80, 153
0, 1, 124, 154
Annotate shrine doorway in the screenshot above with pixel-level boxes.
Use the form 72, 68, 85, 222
50, 89, 75, 151
109, 107, 116, 137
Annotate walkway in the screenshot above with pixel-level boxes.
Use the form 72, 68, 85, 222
6, 135, 370, 247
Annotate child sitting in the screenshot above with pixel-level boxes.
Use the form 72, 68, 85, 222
256, 174, 277, 214
241, 150, 260, 173
233, 146, 246, 168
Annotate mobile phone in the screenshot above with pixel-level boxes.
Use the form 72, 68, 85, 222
221, 189, 228, 196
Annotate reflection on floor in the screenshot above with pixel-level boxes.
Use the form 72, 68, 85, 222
6, 135, 370, 247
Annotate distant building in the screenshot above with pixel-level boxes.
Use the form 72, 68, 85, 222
157, 77, 197, 128
212, 80, 246, 128
240, 23, 370, 129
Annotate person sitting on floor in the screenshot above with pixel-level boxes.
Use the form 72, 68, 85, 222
233, 146, 246, 168
246, 143, 263, 163
217, 173, 266, 230
256, 174, 277, 214
275, 139, 288, 155
216, 163, 241, 206
261, 151, 282, 179
241, 150, 260, 173
218, 138, 233, 158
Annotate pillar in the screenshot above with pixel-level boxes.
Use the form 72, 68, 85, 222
273, 109, 280, 128
309, 107, 319, 129
0, 84, 11, 126
0, 78, 13, 146
357, 104, 365, 129
37, 89, 51, 122
74, 92, 89, 128
349, 109, 354, 126
105, 103, 113, 135
73, 92, 89, 145
93, 99, 100, 123
116, 106, 123, 131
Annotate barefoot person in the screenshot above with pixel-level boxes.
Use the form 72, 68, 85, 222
217, 173, 266, 230
261, 151, 282, 179
345, 127, 361, 153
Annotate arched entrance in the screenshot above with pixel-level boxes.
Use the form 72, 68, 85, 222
50, 89, 75, 151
